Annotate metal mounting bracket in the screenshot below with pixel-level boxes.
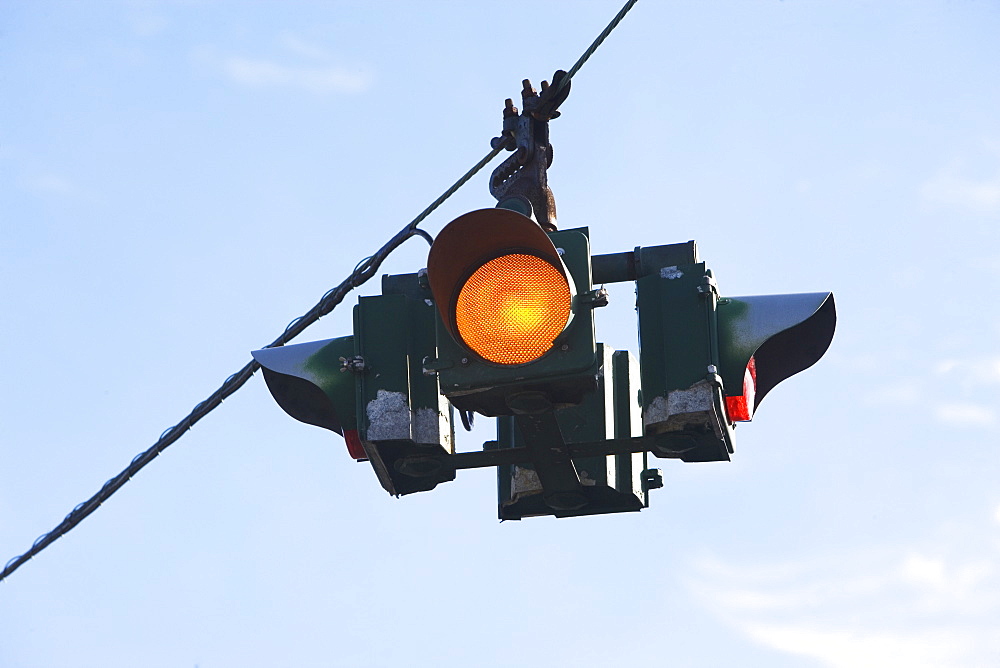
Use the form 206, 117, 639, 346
489, 70, 570, 232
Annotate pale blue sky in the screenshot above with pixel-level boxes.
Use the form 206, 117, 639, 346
2, 2, 999, 666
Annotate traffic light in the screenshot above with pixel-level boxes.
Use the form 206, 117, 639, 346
253, 221, 836, 515
253, 273, 456, 496
425, 208, 604, 416
635, 260, 733, 462
251, 59, 839, 517
633, 254, 836, 463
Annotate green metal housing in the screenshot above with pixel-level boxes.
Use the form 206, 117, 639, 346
496, 345, 649, 519
253, 273, 455, 497
635, 262, 734, 462
352, 274, 455, 495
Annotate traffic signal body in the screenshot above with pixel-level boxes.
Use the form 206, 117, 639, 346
353, 276, 456, 495
253, 273, 455, 496
636, 261, 734, 463
633, 258, 836, 463
255, 207, 836, 518
252, 70, 836, 518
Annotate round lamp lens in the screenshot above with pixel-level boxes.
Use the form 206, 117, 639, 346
455, 254, 571, 365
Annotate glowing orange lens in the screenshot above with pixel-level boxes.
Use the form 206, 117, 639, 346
455, 253, 571, 365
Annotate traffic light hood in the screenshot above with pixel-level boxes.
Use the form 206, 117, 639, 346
427, 208, 572, 364
717, 292, 836, 411
252, 337, 357, 439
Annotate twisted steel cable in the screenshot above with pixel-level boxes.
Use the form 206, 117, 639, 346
0, 146, 502, 583
1, 0, 639, 583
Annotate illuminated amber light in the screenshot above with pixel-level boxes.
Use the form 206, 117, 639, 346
455, 253, 571, 365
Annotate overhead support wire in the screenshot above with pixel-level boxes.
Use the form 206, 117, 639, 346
560, 0, 638, 92
0, 144, 502, 584
0, 0, 640, 584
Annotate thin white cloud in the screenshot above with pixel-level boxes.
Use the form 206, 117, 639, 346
277, 32, 332, 61
862, 380, 923, 407
935, 357, 1000, 384
900, 553, 993, 595
862, 359, 1000, 426
687, 528, 1000, 667
741, 622, 969, 668
20, 174, 96, 202
921, 166, 1000, 214
933, 403, 995, 427
930, 359, 1000, 422
197, 33, 372, 95
130, 14, 169, 38
901, 553, 948, 589
221, 57, 369, 94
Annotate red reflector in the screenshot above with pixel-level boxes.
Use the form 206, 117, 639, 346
344, 429, 367, 461
725, 356, 757, 422
725, 395, 751, 422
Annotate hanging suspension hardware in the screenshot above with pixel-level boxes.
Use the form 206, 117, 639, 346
489, 70, 571, 232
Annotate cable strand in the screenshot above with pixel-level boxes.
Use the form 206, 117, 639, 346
561, 0, 638, 89
0, 146, 503, 583
0, 0, 639, 583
